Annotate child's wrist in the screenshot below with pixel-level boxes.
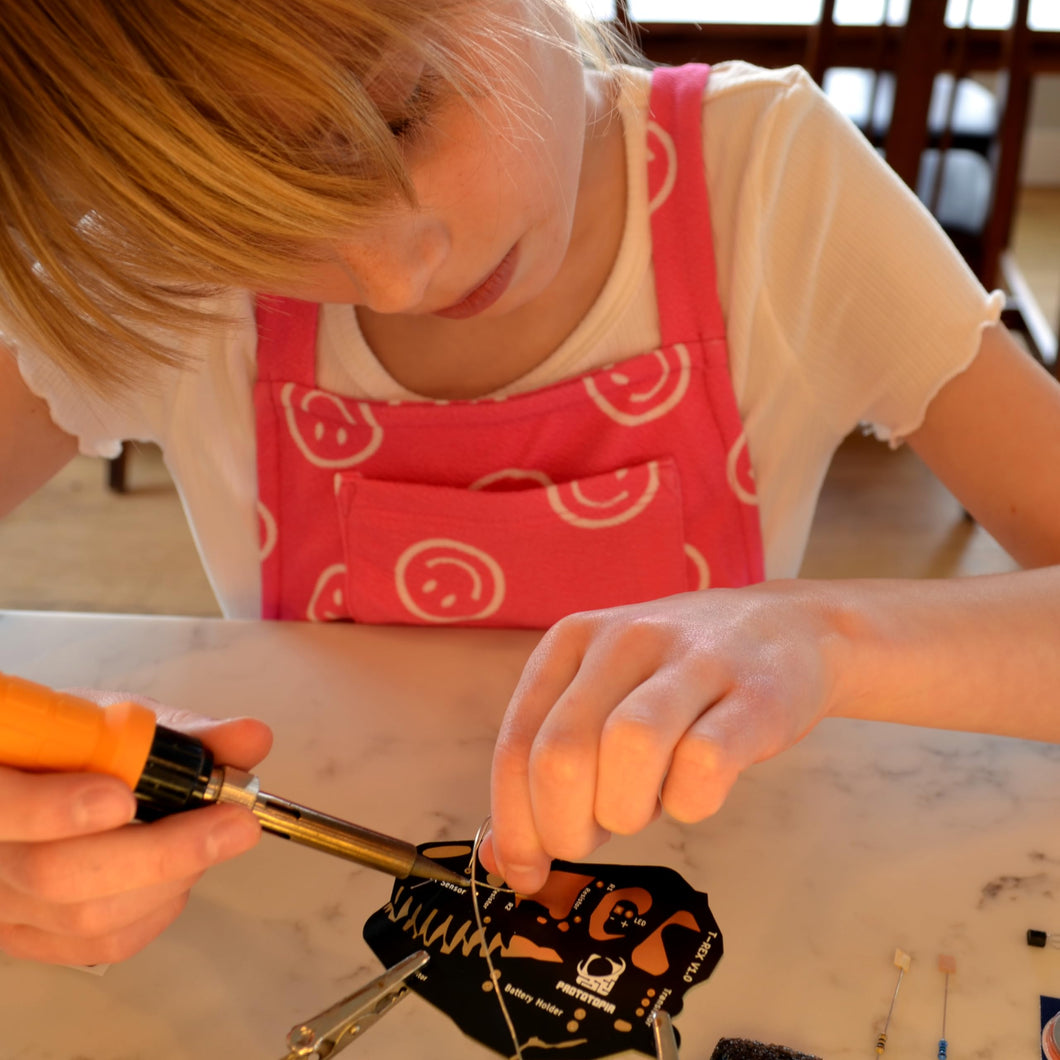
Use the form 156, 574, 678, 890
785, 577, 881, 724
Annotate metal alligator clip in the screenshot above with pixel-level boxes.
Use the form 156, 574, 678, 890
280, 950, 429, 1059
652, 1010, 680, 1060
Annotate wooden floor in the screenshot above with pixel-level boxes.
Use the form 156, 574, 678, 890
1, 188, 1057, 616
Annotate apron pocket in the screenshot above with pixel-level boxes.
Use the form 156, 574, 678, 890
335, 458, 687, 628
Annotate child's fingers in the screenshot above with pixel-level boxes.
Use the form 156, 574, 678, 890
594, 671, 727, 836
523, 664, 623, 863
476, 831, 501, 876
490, 733, 562, 895
0, 803, 260, 903
518, 618, 709, 859
527, 631, 666, 858
493, 609, 692, 889
0, 768, 136, 843
491, 619, 592, 893
492, 615, 668, 889
661, 690, 781, 823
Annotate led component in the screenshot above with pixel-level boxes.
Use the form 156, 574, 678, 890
875, 948, 911, 1055
937, 954, 956, 1059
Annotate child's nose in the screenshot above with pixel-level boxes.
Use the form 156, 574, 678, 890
342, 224, 448, 314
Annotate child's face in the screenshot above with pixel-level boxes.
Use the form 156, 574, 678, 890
263, 0, 590, 322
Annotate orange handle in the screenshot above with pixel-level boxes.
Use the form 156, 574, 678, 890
0, 672, 157, 789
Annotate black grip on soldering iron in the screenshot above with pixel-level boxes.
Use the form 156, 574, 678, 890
132, 725, 215, 822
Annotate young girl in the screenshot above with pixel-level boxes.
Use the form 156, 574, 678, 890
3, 0, 1060, 966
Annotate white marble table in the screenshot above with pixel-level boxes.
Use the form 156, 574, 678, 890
2, 608, 1060, 1060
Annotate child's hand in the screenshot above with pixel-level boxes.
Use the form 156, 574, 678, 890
484, 584, 840, 894
0, 695, 272, 965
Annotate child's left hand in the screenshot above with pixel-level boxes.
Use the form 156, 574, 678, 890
482, 583, 842, 894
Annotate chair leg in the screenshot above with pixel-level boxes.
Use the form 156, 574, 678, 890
999, 251, 1058, 370
107, 448, 128, 493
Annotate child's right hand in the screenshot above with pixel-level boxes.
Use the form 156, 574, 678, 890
0, 704, 271, 966
484, 583, 842, 894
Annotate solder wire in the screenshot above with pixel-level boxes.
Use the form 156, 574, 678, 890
471, 818, 524, 1060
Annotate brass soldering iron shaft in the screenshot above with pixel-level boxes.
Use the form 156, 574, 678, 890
205, 766, 468, 886
253, 790, 469, 886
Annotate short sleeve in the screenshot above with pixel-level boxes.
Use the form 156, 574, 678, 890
6, 336, 137, 458
1, 290, 251, 458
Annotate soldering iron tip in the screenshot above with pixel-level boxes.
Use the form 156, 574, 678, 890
409, 853, 471, 888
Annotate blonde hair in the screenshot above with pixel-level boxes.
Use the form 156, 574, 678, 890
0, 0, 633, 392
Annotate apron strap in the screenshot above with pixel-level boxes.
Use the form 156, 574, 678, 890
647, 64, 725, 349
255, 295, 319, 385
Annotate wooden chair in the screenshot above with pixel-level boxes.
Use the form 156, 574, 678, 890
107, 447, 128, 492
808, 3, 999, 159
806, 0, 1057, 369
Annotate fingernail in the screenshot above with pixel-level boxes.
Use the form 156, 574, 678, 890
504, 863, 549, 895
74, 785, 136, 831
206, 811, 261, 863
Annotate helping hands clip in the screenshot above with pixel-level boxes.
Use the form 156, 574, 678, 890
280, 954, 681, 1059
280, 950, 429, 1059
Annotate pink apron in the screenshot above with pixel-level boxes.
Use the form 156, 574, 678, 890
253, 64, 763, 627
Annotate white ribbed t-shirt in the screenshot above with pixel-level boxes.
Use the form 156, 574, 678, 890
14, 62, 1002, 618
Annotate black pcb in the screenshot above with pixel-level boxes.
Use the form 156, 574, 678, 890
363, 841, 723, 1059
